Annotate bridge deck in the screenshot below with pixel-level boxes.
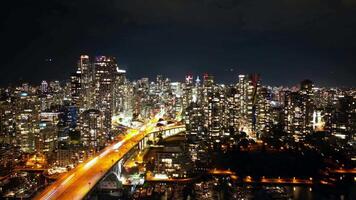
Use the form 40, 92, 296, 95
34, 122, 184, 200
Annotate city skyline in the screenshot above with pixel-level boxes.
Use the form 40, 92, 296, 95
1, 1, 356, 87
1, 54, 354, 89
0, 1, 355, 199
0, 53, 355, 199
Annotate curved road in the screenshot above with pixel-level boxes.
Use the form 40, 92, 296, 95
34, 116, 184, 200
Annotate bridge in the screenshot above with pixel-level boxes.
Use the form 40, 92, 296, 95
34, 117, 185, 200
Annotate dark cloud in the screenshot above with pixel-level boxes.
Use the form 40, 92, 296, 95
0, 0, 355, 86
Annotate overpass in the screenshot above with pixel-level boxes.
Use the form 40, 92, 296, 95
34, 118, 185, 200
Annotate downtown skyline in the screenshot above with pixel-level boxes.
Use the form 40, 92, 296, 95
0, 1, 355, 199
0, 54, 355, 199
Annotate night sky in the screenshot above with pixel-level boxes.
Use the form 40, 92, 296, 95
1, 0, 356, 87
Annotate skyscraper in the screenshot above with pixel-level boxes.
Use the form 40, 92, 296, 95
235, 74, 261, 137
284, 80, 315, 140
41, 80, 48, 94
70, 73, 81, 106
80, 109, 104, 152
112, 67, 127, 115
300, 79, 314, 134
70, 55, 93, 109
202, 74, 225, 146
78, 55, 94, 109
93, 56, 118, 138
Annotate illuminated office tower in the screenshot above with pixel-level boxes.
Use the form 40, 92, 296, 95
211, 89, 225, 143
237, 75, 248, 119
182, 75, 194, 112
284, 91, 304, 140
300, 79, 314, 134
185, 102, 205, 163
156, 75, 164, 92
169, 82, 183, 117
0, 99, 16, 144
202, 74, 225, 146
70, 73, 81, 106
57, 105, 79, 136
112, 68, 127, 115
94, 56, 118, 137
236, 75, 249, 133
202, 74, 214, 138
37, 121, 57, 158
132, 78, 148, 118
80, 109, 104, 152
236, 74, 261, 137
154, 75, 171, 97
70, 55, 93, 109
56, 104, 81, 166
15, 94, 41, 152
312, 88, 336, 133
331, 95, 356, 142
77, 55, 91, 82
78, 55, 94, 109
48, 80, 64, 106
224, 85, 239, 134
185, 102, 205, 142
255, 87, 271, 136
41, 80, 48, 94
283, 81, 314, 140
37, 112, 60, 158
119, 83, 134, 117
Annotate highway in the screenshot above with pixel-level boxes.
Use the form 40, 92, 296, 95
34, 114, 184, 200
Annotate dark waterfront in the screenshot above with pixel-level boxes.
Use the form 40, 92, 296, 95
128, 134, 356, 200
130, 179, 356, 200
